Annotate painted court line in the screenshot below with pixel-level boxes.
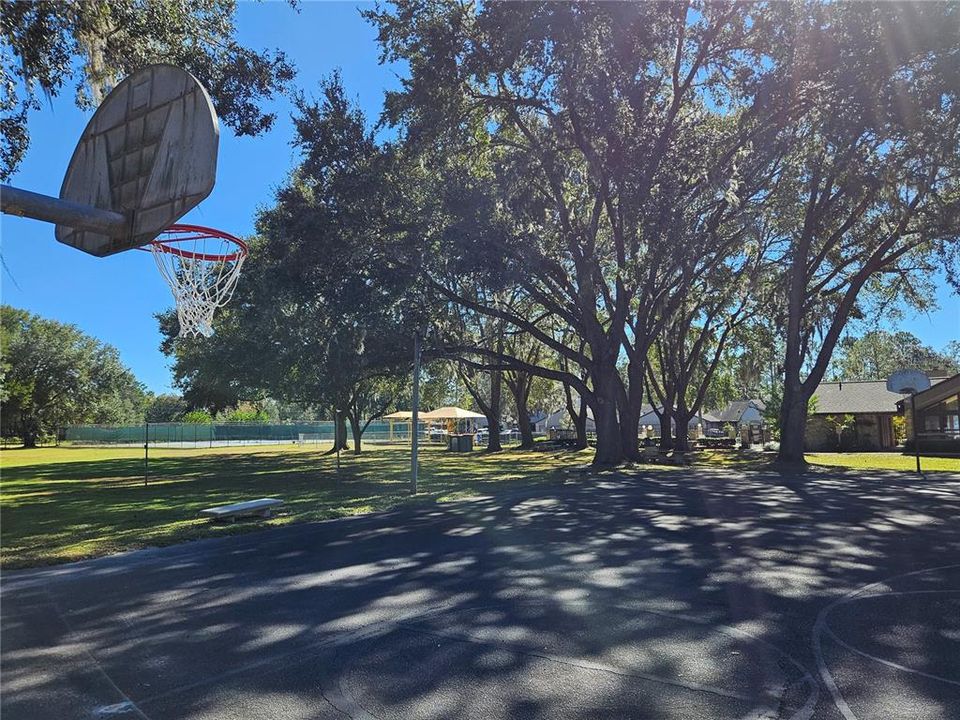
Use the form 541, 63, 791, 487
813, 563, 960, 720
92, 701, 138, 718
40, 589, 152, 720
328, 599, 819, 720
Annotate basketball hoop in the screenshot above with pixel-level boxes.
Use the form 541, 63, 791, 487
148, 224, 247, 338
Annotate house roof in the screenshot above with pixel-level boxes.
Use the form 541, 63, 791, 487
813, 376, 950, 415
540, 407, 595, 424
637, 404, 657, 418
714, 399, 765, 422
812, 381, 907, 415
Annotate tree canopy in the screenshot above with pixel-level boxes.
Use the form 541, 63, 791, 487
761, 1, 960, 460
830, 331, 960, 381
161, 75, 426, 452
155, 0, 960, 466
1, 0, 297, 178
366, 0, 805, 463
1, 305, 147, 445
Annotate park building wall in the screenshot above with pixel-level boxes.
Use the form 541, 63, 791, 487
899, 373, 960, 454
805, 412, 899, 452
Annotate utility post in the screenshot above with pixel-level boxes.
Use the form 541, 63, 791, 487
911, 393, 921, 475
144, 422, 149, 486
886, 369, 929, 477
411, 331, 422, 494
335, 409, 342, 475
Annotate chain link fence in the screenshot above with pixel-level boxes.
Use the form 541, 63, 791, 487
61, 421, 421, 448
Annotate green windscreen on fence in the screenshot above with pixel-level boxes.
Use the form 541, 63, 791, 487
61, 421, 422, 446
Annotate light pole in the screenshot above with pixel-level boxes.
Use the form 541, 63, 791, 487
411, 331, 421, 494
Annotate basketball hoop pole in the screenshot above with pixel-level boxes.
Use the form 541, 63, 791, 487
911, 393, 922, 475
1, 184, 128, 235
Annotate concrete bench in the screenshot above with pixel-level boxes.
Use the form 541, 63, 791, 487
199, 498, 284, 522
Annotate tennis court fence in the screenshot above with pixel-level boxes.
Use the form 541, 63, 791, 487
61, 421, 424, 448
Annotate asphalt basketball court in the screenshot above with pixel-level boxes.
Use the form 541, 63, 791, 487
2, 466, 958, 719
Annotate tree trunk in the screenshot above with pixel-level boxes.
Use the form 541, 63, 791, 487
778, 384, 809, 463
573, 401, 588, 450
616, 382, 640, 462
516, 401, 534, 449
335, 412, 349, 451
323, 412, 349, 455
563, 382, 589, 450
507, 372, 535, 449
486, 365, 503, 452
673, 397, 693, 452
617, 356, 646, 462
591, 365, 623, 465
674, 415, 691, 452
18, 417, 40, 448
657, 392, 675, 451
347, 411, 362, 454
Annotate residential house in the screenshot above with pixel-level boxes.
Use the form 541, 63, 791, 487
535, 408, 596, 434
637, 404, 706, 437
805, 377, 947, 451
700, 399, 766, 435
537, 404, 732, 439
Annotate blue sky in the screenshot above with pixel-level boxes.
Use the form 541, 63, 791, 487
1, 2, 957, 394
2, 2, 401, 393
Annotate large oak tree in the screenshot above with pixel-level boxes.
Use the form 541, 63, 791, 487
369, 1, 804, 463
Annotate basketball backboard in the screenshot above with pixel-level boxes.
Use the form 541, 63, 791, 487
55, 64, 219, 257
886, 369, 931, 395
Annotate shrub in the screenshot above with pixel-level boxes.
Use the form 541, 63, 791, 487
182, 410, 214, 424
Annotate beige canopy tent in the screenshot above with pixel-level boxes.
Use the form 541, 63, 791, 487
381, 407, 485, 442
419, 407, 485, 420
420, 406, 486, 435
381, 410, 421, 443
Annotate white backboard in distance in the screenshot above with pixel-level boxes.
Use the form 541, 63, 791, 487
887, 369, 931, 395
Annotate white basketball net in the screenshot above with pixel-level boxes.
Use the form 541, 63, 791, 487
150, 225, 247, 338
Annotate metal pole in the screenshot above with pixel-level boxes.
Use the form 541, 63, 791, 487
911, 393, 921, 474
144, 422, 149, 486
336, 410, 341, 473
1, 184, 129, 234
411, 332, 421, 494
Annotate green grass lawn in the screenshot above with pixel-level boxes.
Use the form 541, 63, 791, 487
0, 443, 593, 569
3, 443, 957, 569
692, 448, 960, 473
807, 452, 960, 473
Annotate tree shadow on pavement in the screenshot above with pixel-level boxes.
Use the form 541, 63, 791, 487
2, 464, 958, 719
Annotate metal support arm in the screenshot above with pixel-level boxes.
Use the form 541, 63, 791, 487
1, 184, 128, 235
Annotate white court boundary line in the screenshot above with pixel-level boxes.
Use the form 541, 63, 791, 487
812, 563, 960, 720
329, 600, 819, 720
